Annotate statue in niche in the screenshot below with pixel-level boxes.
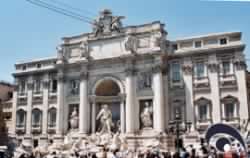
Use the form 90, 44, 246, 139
96, 104, 114, 134
140, 102, 153, 128
69, 107, 79, 130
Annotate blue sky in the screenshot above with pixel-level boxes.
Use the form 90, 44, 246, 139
1, 0, 250, 82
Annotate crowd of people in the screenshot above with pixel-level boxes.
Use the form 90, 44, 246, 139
38, 144, 248, 158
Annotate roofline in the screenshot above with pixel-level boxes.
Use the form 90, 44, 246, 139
0, 81, 14, 87
15, 56, 57, 66
174, 31, 242, 42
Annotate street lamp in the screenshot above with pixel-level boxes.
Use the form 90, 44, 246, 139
168, 110, 192, 154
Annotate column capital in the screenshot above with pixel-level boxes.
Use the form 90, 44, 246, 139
182, 64, 193, 75
118, 93, 126, 101
125, 67, 137, 76
89, 95, 96, 103
57, 72, 65, 82
152, 64, 167, 74
80, 71, 88, 80
207, 62, 219, 72
234, 60, 246, 70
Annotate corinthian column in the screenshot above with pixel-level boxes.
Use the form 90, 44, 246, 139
56, 71, 64, 136
26, 81, 33, 135
152, 64, 165, 132
42, 78, 49, 135
79, 71, 89, 134
125, 67, 138, 133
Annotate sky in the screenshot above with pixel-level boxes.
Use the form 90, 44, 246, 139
1, 0, 250, 82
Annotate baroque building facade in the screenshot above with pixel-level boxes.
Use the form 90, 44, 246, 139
11, 10, 249, 148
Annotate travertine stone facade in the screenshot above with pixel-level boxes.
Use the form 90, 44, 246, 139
12, 10, 249, 148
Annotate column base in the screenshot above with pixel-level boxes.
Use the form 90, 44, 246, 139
53, 134, 64, 144
124, 131, 174, 151
39, 134, 48, 146
23, 135, 33, 147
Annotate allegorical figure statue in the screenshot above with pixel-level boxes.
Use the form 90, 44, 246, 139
96, 104, 113, 134
140, 102, 153, 128
69, 107, 79, 130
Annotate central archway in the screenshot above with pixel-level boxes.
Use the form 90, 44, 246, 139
95, 79, 120, 96
91, 76, 125, 133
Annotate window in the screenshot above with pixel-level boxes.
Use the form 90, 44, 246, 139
36, 63, 41, 68
222, 61, 231, 75
34, 80, 41, 93
195, 98, 211, 123
8, 92, 13, 99
172, 44, 178, 51
19, 80, 26, 94
194, 41, 202, 48
16, 110, 26, 128
225, 103, 235, 121
196, 62, 205, 78
198, 105, 208, 122
4, 112, 12, 120
33, 139, 39, 148
48, 108, 56, 127
50, 79, 57, 92
172, 63, 181, 82
22, 65, 26, 70
70, 80, 79, 95
220, 38, 227, 45
32, 109, 42, 128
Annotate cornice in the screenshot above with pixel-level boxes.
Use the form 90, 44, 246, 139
169, 43, 245, 58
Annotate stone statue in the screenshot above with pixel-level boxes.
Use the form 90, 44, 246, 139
96, 104, 113, 134
109, 132, 121, 151
13, 142, 32, 158
92, 9, 125, 37
140, 102, 153, 128
111, 16, 124, 32
80, 41, 89, 59
56, 45, 65, 62
125, 35, 139, 54
69, 107, 79, 130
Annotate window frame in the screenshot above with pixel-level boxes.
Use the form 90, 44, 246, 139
172, 62, 181, 83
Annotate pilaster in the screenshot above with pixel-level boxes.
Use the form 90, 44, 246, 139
42, 76, 49, 135
182, 58, 195, 129
208, 55, 221, 123
11, 85, 18, 136
152, 63, 165, 132
26, 81, 33, 136
234, 54, 249, 120
125, 60, 139, 133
